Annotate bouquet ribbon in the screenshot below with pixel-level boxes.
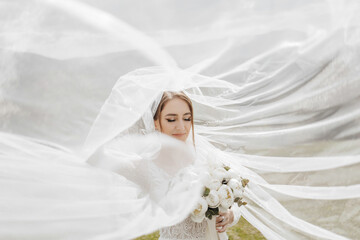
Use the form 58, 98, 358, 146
206, 218, 220, 240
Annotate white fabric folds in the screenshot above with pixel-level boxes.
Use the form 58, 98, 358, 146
1, 0, 360, 239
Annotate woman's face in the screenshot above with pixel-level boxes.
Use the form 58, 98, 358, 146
154, 98, 192, 142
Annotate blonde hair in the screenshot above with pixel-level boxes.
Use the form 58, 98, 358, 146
153, 91, 195, 144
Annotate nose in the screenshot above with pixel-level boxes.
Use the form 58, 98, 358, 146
176, 119, 186, 131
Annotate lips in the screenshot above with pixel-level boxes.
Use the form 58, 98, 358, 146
172, 133, 186, 137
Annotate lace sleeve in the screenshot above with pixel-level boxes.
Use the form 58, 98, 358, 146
159, 216, 208, 240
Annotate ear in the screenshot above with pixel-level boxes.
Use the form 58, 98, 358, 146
154, 119, 160, 131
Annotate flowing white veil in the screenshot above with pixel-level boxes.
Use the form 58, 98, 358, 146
1, 0, 360, 239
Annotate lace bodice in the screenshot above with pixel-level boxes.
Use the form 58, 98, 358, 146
159, 205, 242, 240
159, 216, 207, 240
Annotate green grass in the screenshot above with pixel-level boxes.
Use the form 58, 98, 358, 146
134, 231, 159, 240
135, 217, 265, 240
227, 217, 265, 240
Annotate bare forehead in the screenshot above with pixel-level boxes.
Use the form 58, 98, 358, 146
162, 98, 191, 115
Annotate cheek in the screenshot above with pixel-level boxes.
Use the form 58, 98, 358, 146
160, 120, 174, 135
185, 122, 192, 132
184, 123, 192, 141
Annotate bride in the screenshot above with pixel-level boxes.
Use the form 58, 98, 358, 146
1, 1, 360, 240
152, 91, 241, 240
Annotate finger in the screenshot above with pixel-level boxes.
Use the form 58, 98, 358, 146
216, 221, 228, 227
219, 212, 229, 221
216, 215, 225, 223
220, 225, 228, 233
216, 222, 225, 227
216, 219, 224, 227
217, 225, 227, 233
216, 218, 231, 227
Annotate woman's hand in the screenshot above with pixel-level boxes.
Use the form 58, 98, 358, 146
215, 209, 234, 233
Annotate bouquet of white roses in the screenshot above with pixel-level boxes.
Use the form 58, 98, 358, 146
191, 164, 249, 223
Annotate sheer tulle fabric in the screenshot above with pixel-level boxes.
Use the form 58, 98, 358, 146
1, 0, 360, 239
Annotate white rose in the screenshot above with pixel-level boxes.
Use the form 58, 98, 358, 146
232, 189, 242, 199
207, 179, 222, 191
218, 205, 228, 213
191, 214, 205, 223
211, 167, 228, 183
223, 169, 231, 183
191, 197, 208, 223
205, 190, 220, 208
227, 168, 238, 179
217, 185, 234, 209
227, 179, 244, 198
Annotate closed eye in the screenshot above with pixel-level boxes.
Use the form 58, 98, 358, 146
166, 119, 176, 122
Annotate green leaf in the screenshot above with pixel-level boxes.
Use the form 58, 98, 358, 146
234, 197, 240, 202
205, 209, 212, 219
241, 179, 249, 188
213, 207, 219, 215
206, 208, 218, 220
224, 166, 230, 171
203, 187, 210, 197
237, 200, 248, 207
205, 207, 220, 220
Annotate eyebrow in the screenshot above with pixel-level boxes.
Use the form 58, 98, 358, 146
165, 112, 191, 117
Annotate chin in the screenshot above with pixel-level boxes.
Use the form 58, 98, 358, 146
176, 136, 186, 142
172, 134, 188, 142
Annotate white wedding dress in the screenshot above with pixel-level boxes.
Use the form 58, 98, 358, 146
159, 216, 208, 240
159, 205, 241, 240
1, 1, 360, 240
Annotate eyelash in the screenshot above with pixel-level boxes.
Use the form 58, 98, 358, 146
166, 118, 191, 122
